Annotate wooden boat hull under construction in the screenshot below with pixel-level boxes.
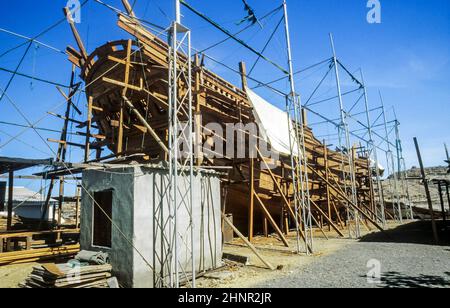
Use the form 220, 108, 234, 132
65, 13, 382, 241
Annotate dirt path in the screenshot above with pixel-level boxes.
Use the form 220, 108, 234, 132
198, 221, 450, 288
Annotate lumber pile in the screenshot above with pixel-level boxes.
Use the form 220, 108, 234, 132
19, 263, 114, 288
0, 244, 80, 266
0, 217, 20, 231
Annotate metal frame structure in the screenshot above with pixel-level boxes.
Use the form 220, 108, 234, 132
282, 0, 313, 254
0, 0, 415, 289
329, 34, 361, 238
162, 0, 196, 288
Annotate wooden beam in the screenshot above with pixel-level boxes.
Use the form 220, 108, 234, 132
121, 0, 136, 17
255, 149, 313, 252
239, 62, 248, 89
63, 7, 88, 61
253, 192, 290, 247
222, 213, 275, 270
324, 142, 332, 231
102, 77, 143, 92
309, 199, 344, 237
122, 96, 169, 154
308, 164, 384, 232
248, 158, 255, 242
7, 171, 13, 231
414, 137, 439, 244
84, 97, 92, 162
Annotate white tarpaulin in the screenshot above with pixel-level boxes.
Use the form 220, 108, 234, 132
245, 87, 301, 157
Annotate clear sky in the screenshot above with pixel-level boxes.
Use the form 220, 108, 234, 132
0, 0, 449, 194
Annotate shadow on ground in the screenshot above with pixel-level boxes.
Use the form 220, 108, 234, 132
380, 271, 450, 288
359, 220, 450, 246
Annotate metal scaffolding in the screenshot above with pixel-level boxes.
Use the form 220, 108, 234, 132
329, 34, 360, 238
283, 0, 313, 254
163, 0, 195, 288
360, 71, 386, 227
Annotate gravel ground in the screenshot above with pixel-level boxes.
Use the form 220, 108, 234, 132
257, 221, 450, 288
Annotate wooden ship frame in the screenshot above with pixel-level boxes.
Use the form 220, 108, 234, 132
36, 0, 388, 257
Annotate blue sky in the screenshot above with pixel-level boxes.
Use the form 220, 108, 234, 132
0, 0, 449, 194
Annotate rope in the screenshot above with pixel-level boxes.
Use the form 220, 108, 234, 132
0, 0, 91, 59
0, 42, 33, 104
180, 0, 289, 75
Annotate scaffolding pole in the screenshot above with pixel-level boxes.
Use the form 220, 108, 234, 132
283, 0, 313, 254
380, 93, 402, 223
394, 117, 413, 220
360, 70, 386, 227
329, 33, 360, 238
164, 0, 195, 288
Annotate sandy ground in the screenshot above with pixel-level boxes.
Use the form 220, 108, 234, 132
196, 222, 401, 288
1, 221, 445, 288
0, 262, 37, 288
257, 220, 450, 288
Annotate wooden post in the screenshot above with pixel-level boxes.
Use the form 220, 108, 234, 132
75, 186, 81, 229
301, 108, 308, 126
323, 141, 332, 231
367, 158, 376, 220
253, 192, 290, 247
239, 62, 248, 89
437, 182, 446, 222
414, 137, 439, 244
7, 171, 13, 231
63, 7, 88, 60
57, 177, 64, 238
121, 0, 136, 17
248, 158, 255, 242
0, 181, 6, 212
123, 96, 169, 154
117, 40, 132, 156
263, 218, 268, 238
84, 96, 93, 162
222, 213, 275, 271
117, 101, 124, 155
308, 164, 384, 232
446, 183, 450, 215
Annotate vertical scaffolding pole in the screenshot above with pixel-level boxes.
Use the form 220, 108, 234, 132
360, 70, 385, 227
166, 0, 195, 288
283, 0, 313, 254
329, 33, 360, 238
380, 93, 402, 223
394, 117, 413, 220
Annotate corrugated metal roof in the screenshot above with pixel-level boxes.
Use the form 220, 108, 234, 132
4, 186, 57, 203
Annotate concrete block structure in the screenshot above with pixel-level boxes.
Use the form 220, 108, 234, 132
80, 165, 222, 288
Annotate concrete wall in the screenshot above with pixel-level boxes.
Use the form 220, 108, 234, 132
81, 167, 135, 287
80, 165, 222, 288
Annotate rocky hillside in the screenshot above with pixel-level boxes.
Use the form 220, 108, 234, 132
382, 166, 450, 211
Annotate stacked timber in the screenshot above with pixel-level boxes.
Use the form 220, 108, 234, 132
19, 263, 114, 288
0, 244, 79, 266
0, 217, 20, 231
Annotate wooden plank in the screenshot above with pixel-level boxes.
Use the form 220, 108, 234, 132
248, 158, 254, 242
102, 77, 143, 92
222, 253, 250, 265
123, 96, 169, 154
307, 165, 384, 232
253, 192, 289, 247
256, 149, 313, 252
324, 142, 332, 231
221, 213, 275, 271
309, 199, 344, 237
